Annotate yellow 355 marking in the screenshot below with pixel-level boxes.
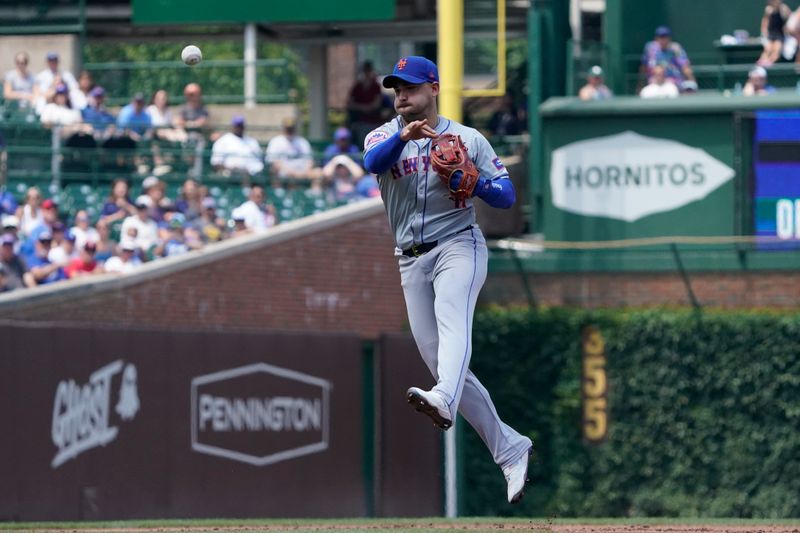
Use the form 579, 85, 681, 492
582, 326, 608, 444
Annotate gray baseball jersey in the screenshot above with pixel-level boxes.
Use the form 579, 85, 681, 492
364, 115, 509, 252
366, 113, 532, 474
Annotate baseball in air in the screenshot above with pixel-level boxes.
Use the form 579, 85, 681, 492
181, 45, 202, 66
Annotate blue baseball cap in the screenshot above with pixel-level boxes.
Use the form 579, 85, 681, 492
382, 56, 439, 88
655, 25, 672, 37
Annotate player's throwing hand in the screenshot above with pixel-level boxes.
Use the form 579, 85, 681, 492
399, 119, 438, 142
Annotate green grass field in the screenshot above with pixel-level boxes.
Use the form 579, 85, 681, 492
1, 517, 799, 533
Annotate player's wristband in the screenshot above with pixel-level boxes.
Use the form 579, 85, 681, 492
474, 176, 516, 208
363, 131, 407, 174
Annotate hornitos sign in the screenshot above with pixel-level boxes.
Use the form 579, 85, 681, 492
550, 131, 735, 222
190, 363, 332, 466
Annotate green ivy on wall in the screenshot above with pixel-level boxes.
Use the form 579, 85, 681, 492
465, 308, 800, 518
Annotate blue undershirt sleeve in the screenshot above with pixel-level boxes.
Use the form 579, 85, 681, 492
473, 176, 516, 209
363, 132, 407, 175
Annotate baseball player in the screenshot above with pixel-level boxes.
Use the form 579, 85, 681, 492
363, 56, 533, 504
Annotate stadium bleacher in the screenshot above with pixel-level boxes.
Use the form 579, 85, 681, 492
0, 102, 347, 227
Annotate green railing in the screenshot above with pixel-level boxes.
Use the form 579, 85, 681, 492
83, 59, 293, 106
0, 0, 85, 36
619, 51, 800, 95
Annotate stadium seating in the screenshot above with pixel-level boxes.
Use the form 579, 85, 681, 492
0, 108, 346, 225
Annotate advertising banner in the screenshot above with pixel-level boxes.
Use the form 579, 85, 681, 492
550, 131, 735, 222
0, 324, 365, 520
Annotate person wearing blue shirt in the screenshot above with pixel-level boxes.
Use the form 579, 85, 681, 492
0, 190, 17, 217
19, 198, 58, 262
323, 127, 362, 165
26, 230, 66, 285
81, 86, 116, 136
117, 92, 152, 139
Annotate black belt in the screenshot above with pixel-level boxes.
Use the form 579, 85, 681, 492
402, 225, 474, 258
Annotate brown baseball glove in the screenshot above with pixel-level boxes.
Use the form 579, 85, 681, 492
430, 133, 480, 208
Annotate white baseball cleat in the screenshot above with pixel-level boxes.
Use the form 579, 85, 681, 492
406, 387, 453, 430
503, 446, 533, 504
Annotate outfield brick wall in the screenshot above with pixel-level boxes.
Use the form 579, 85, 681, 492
1, 206, 409, 339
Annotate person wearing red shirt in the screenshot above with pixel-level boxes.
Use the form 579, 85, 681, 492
65, 241, 101, 278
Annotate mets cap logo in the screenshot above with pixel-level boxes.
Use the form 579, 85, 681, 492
397, 58, 408, 70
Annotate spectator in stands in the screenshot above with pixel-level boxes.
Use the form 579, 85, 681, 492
174, 83, 209, 132
488, 93, 527, 136
0, 233, 32, 290
184, 224, 204, 251
175, 83, 209, 176
40, 83, 82, 129
786, 5, 800, 63
147, 89, 187, 143
33, 52, 78, 114
69, 210, 99, 251
265, 117, 315, 180
174, 178, 204, 221
93, 220, 116, 262
229, 209, 251, 238
146, 89, 173, 130
323, 127, 361, 165
3, 52, 35, 109
64, 241, 102, 278
15, 187, 44, 239
81, 86, 116, 138
640, 65, 680, 99
235, 185, 276, 231
347, 61, 384, 144
117, 92, 153, 141
48, 226, 77, 265
19, 198, 59, 261
27, 230, 67, 286
210, 116, 264, 177
143, 89, 179, 176
120, 202, 159, 256
2, 215, 20, 252
154, 213, 199, 257
135, 175, 172, 223
99, 178, 137, 227
103, 243, 141, 274
579, 66, 613, 101
1, 190, 19, 219
759, 0, 793, 66
322, 154, 367, 203
195, 197, 227, 243
70, 70, 95, 110
356, 174, 380, 199
0, 264, 9, 293
641, 26, 695, 88
744, 66, 777, 95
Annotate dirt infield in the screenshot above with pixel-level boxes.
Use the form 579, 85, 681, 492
19, 523, 800, 533
548, 525, 800, 533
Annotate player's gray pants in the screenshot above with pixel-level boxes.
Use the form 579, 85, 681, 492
399, 226, 532, 468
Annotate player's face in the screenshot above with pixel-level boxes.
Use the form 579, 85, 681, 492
393, 81, 438, 120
